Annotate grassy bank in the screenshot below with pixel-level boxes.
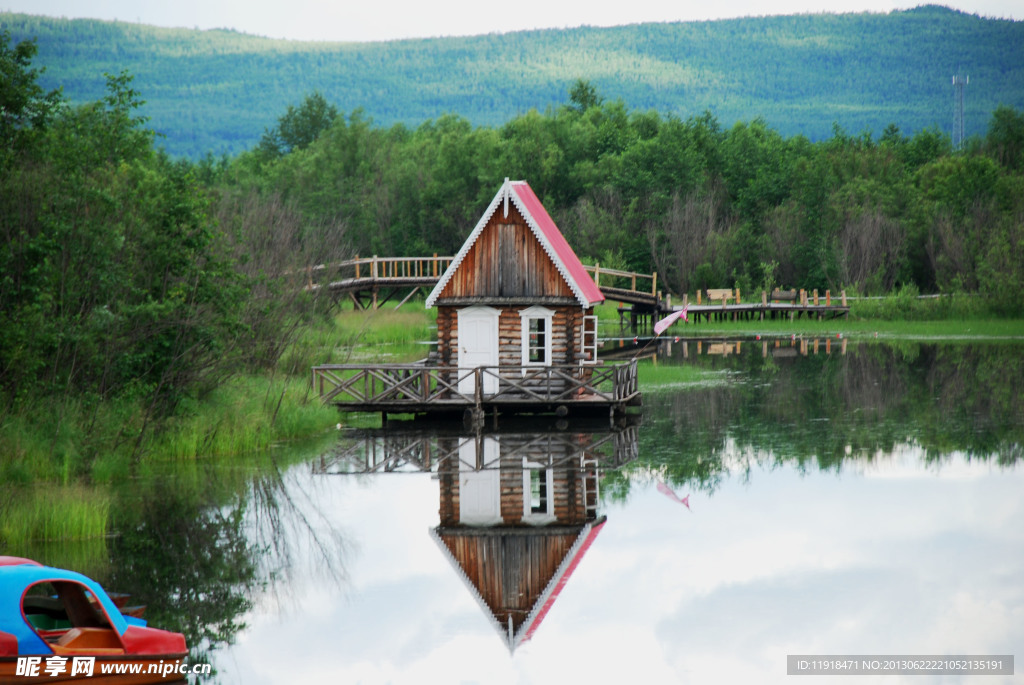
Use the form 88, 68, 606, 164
0, 304, 436, 546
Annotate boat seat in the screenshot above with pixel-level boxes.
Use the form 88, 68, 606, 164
50, 627, 125, 655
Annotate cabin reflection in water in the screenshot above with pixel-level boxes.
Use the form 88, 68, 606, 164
315, 424, 638, 651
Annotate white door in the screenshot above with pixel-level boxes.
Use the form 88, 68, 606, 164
457, 306, 499, 395
459, 437, 502, 525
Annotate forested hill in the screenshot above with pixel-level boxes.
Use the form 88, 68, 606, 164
4, 5, 1023, 158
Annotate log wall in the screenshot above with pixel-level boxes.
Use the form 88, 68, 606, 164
436, 304, 586, 369
436, 205, 576, 301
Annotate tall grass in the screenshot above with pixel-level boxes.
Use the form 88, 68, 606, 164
149, 375, 338, 461
1, 486, 110, 545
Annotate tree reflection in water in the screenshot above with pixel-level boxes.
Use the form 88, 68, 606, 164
106, 453, 351, 677
604, 338, 1024, 502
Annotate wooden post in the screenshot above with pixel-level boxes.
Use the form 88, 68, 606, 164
696, 290, 702, 305
826, 290, 831, 306
682, 293, 689, 307
735, 288, 741, 304
651, 272, 658, 296
594, 264, 600, 288
841, 290, 847, 307
372, 256, 378, 279
355, 255, 361, 279
761, 290, 767, 306
474, 368, 482, 410
813, 289, 819, 306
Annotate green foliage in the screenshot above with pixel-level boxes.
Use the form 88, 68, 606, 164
257, 90, 339, 159
984, 104, 1024, 171
0, 31, 62, 160
0, 486, 110, 544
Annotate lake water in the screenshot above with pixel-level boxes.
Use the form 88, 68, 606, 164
14, 337, 1024, 684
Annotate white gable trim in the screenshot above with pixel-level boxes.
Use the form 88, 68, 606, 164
425, 179, 593, 308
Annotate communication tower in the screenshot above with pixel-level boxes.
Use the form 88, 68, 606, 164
953, 71, 968, 149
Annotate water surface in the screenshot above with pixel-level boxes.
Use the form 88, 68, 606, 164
14, 338, 1024, 684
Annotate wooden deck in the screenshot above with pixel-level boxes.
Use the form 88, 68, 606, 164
312, 360, 641, 420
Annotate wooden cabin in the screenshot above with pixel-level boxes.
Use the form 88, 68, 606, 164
312, 179, 640, 421
425, 179, 604, 397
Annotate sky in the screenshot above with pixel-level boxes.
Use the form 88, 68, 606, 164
2, 0, 1021, 43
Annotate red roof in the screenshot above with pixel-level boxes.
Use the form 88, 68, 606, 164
426, 179, 605, 308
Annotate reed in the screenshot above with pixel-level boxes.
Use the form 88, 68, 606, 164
149, 375, 338, 461
1, 485, 111, 544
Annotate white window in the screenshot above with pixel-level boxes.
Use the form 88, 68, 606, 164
519, 306, 554, 368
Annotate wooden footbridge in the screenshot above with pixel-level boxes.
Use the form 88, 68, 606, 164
303, 256, 849, 325
304, 256, 661, 312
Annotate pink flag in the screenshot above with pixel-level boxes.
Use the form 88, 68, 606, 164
653, 307, 688, 336
657, 481, 692, 511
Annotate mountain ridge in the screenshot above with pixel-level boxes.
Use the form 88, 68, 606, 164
4, 5, 1022, 158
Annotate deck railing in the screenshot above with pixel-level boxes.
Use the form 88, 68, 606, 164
307, 255, 455, 285
312, 360, 640, 408
302, 257, 660, 305
584, 264, 658, 299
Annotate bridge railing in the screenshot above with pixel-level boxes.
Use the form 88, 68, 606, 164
584, 264, 658, 299
306, 255, 455, 286
311, 359, 639, 407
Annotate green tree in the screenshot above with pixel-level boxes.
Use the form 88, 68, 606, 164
567, 79, 603, 113
984, 105, 1024, 171
0, 32, 62, 161
257, 91, 339, 158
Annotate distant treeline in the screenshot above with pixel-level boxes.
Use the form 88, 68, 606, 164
227, 82, 1024, 310
3, 5, 1023, 158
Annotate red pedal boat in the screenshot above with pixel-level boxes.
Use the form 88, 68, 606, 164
0, 557, 188, 684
